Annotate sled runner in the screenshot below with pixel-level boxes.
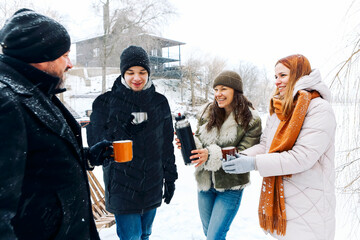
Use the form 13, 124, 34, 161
87, 171, 115, 229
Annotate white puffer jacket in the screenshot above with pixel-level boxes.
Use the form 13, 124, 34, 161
242, 69, 336, 240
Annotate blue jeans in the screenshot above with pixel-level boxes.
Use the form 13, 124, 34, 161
198, 188, 244, 240
114, 209, 157, 240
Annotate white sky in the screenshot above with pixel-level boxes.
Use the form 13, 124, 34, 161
162, 0, 358, 79
26, 0, 360, 81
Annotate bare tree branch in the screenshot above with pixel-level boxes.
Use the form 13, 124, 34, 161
93, 0, 177, 92
236, 61, 273, 111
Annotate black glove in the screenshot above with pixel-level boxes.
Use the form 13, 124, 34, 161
163, 181, 175, 204
88, 140, 113, 166
125, 115, 148, 136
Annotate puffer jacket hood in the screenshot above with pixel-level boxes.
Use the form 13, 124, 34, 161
293, 69, 331, 101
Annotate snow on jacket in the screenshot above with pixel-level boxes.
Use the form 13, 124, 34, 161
194, 104, 262, 191
242, 69, 336, 240
87, 76, 178, 215
0, 55, 99, 240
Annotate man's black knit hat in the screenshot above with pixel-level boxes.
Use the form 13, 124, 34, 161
0, 8, 71, 63
120, 45, 151, 76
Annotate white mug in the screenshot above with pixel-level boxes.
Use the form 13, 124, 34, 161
131, 112, 148, 124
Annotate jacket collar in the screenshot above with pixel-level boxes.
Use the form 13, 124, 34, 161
198, 111, 238, 146
111, 75, 156, 107
0, 54, 82, 159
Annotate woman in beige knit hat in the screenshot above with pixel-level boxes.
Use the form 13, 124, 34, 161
176, 70, 262, 240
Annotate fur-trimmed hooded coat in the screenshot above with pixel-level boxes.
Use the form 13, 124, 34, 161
242, 69, 336, 240
194, 104, 262, 191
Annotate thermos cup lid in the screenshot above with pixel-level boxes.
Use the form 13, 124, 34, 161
175, 112, 185, 121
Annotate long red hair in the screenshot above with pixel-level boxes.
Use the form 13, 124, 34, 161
270, 54, 312, 116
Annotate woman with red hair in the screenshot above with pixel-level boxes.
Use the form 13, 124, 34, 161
222, 54, 336, 239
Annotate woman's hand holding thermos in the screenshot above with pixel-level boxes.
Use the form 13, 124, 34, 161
174, 136, 208, 167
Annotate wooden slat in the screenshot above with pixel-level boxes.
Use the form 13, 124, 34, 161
88, 171, 105, 195
87, 171, 115, 229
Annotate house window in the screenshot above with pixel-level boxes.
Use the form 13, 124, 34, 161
93, 48, 100, 58
151, 49, 158, 56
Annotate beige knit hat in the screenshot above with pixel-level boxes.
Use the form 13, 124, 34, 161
213, 70, 243, 93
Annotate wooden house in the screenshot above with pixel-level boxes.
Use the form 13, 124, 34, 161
75, 33, 185, 79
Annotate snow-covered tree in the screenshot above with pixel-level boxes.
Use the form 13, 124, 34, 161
92, 0, 177, 92
329, 1, 360, 237
182, 55, 204, 108
235, 61, 273, 111
0, 0, 63, 27
203, 56, 227, 101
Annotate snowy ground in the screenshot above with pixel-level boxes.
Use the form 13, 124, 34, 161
82, 114, 272, 239
90, 140, 360, 240
68, 73, 360, 239
97, 148, 272, 240
92, 118, 360, 240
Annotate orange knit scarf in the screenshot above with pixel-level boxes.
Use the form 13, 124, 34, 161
258, 90, 320, 236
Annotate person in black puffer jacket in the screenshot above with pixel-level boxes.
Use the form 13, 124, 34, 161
87, 45, 178, 240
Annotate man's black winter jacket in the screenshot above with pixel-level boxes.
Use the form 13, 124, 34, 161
0, 55, 99, 240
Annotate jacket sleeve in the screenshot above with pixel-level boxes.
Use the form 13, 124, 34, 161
162, 101, 178, 183
86, 94, 109, 147
0, 87, 27, 239
242, 114, 271, 156
237, 116, 262, 151
255, 100, 336, 177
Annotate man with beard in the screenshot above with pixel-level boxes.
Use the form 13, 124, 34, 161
0, 9, 111, 240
